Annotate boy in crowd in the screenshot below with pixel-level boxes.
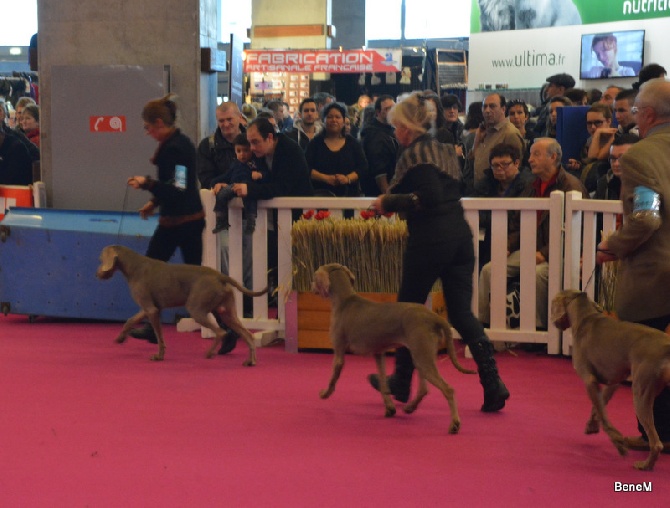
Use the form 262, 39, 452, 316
211, 133, 267, 234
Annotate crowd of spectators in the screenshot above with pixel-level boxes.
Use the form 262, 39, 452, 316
191, 62, 666, 343
3, 62, 667, 345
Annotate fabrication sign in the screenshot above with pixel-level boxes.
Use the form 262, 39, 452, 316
244, 49, 402, 73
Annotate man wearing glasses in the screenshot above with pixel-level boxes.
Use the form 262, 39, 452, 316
597, 78, 670, 452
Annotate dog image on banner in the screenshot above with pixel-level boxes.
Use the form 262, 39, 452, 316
478, 0, 582, 32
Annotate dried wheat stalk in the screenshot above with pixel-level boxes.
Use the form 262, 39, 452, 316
291, 217, 408, 292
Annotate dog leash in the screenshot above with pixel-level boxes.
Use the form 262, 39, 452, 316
117, 184, 131, 243
582, 265, 597, 293
582, 248, 616, 292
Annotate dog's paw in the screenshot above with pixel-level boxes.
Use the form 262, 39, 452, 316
319, 389, 332, 399
242, 360, 256, 367
449, 420, 461, 434
114, 336, 127, 344
634, 459, 654, 471
403, 402, 418, 414
384, 406, 396, 418
585, 420, 600, 434
150, 354, 164, 362
612, 436, 628, 456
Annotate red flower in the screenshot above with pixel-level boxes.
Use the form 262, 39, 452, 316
301, 209, 315, 220
360, 209, 393, 220
314, 210, 331, 220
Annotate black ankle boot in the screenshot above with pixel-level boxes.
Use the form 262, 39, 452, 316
218, 329, 239, 355
468, 338, 510, 412
367, 374, 410, 403
367, 347, 413, 403
129, 323, 158, 344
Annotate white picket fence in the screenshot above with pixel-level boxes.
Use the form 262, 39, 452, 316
562, 191, 623, 355
198, 189, 623, 356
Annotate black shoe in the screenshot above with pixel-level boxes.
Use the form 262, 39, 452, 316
244, 219, 256, 234
212, 221, 230, 234
218, 329, 239, 355
367, 374, 410, 403
129, 324, 158, 344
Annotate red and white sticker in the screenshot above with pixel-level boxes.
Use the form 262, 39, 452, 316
89, 116, 126, 133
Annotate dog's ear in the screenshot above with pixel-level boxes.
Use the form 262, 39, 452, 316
97, 246, 118, 279
312, 268, 330, 298
341, 265, 356, 286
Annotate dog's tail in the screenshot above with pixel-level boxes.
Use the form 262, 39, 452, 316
440, 322, 477, 375
222, 275, 270, 297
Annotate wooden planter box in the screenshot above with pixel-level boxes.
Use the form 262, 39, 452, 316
290, 217, 448, 350
297, 291, 447, 350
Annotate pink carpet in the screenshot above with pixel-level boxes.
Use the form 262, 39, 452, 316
0, 314, 666, 507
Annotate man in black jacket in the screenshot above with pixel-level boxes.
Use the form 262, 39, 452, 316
231, 118, 314, 353
359, 95, 399, 196
233, 117, 314, 200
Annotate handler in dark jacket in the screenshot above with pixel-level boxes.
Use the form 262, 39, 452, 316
367, 92, 509, 413
127, 94, 205, 341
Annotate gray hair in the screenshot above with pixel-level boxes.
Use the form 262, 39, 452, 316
217, 101, 241, 115
534, 137, 563, 165
637, 78, 670, 119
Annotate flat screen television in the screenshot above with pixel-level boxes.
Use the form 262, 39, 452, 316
580, 29, 645, 80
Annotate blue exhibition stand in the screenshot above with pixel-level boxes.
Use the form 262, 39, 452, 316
0, 207, 185, 322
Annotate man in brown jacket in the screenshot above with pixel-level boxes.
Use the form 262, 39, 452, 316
467, 93, 525, 195
597, 78, 670, 448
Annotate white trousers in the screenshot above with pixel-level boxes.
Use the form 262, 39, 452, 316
478, 250, 549, 329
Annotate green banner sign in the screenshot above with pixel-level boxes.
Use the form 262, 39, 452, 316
471, 0, 670, 34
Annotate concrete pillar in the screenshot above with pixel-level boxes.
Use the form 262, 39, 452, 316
251, 0, 332, 50
36, 0, 218, 205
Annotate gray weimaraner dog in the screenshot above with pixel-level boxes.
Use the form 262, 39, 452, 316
97, 245, 267, 365
313, 263, 475, 433
552, 289, 670, 471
